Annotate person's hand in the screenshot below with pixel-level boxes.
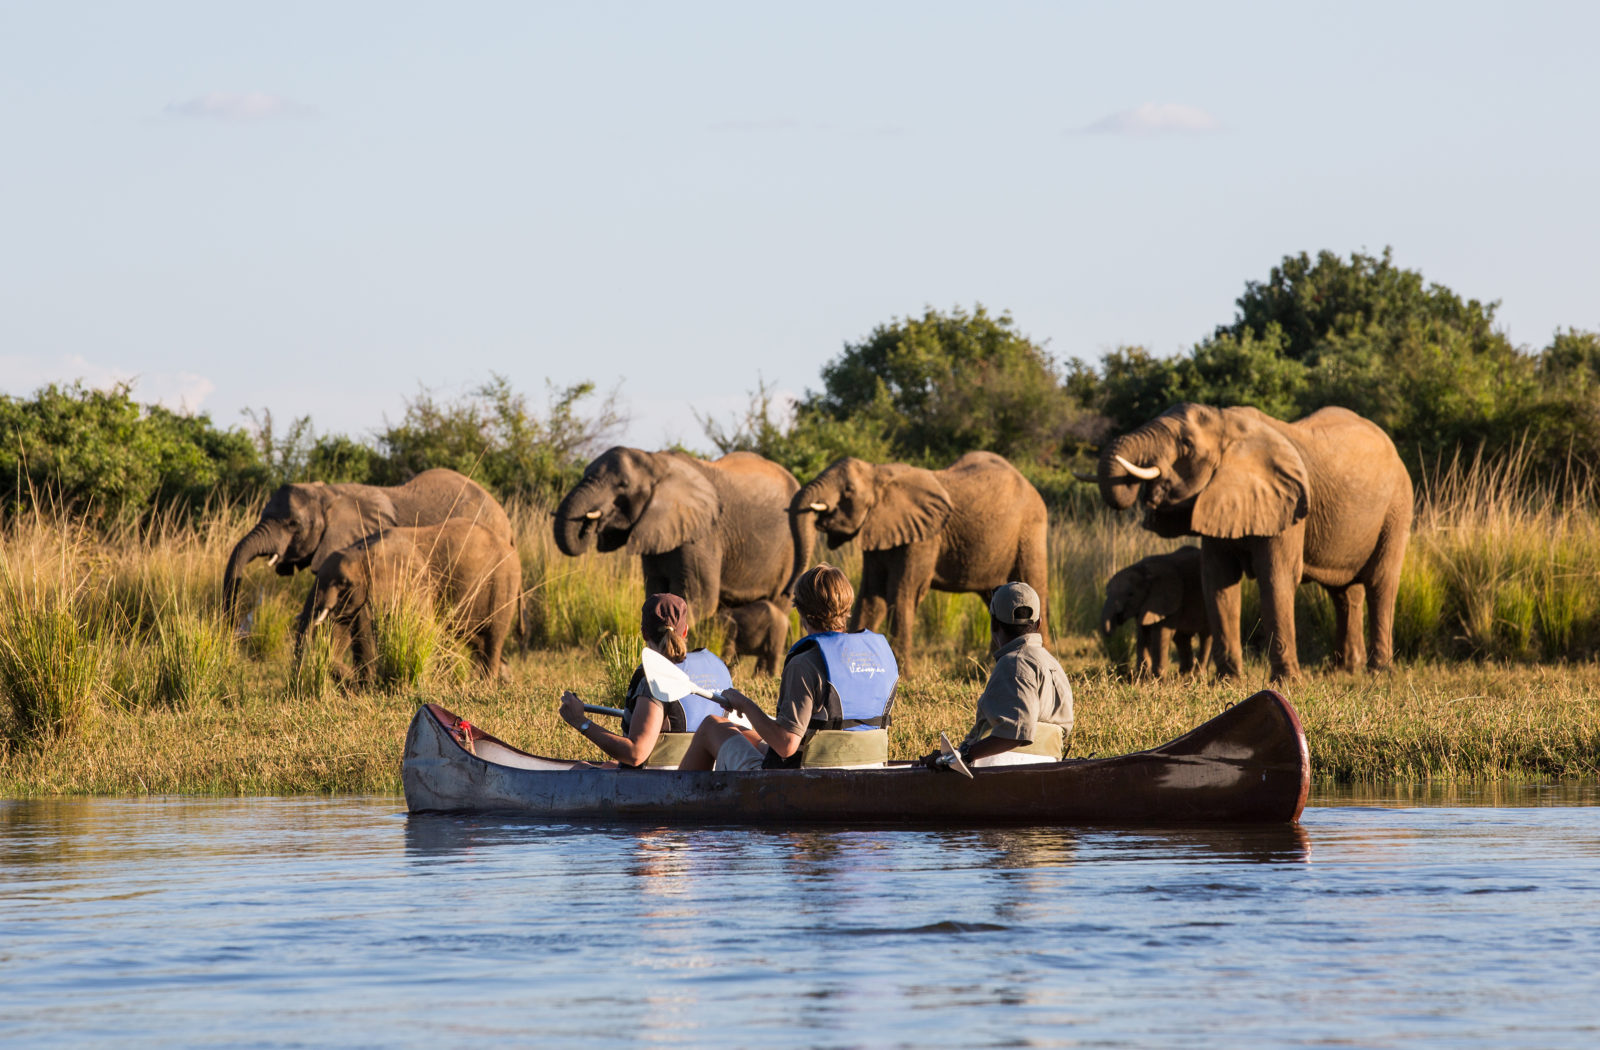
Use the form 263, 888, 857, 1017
558, 691, 586, 726
717, 687, 753, 717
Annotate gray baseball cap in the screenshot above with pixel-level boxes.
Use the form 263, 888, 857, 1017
990, 581, 1041, 626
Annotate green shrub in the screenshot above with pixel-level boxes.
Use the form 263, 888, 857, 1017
0, 576, 106, 744
152, 613, 234, 707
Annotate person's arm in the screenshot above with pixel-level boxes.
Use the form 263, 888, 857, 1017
717, 689, 803, 758
921, 658, 1036, 767
558, 691, 665, 766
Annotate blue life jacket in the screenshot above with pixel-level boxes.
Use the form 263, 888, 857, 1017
676, 648, 733, 729
622, 648, 732, 734
789, 631, 898, 732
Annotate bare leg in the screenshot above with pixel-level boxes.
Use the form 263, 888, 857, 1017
678, 716, 764, 771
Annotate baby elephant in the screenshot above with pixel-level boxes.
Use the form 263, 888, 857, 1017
310, 520, 521, 681
715, 598, 793, 675
1101, 546, 1212, 678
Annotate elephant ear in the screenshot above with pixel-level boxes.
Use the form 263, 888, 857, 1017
859, 465, 953, 551
1192, 426, 1310, 539
311, 496, 390, 571
1140, 568, 1182, 626
627, 454, 722, 555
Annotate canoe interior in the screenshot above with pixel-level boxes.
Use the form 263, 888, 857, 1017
403, 691, 1311, 826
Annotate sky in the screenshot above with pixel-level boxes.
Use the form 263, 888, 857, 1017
3, 1, 1598, 453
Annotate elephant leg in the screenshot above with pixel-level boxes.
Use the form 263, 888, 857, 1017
1365, 530, 1408, 672
640, 553, 675, 606
292, 587, 317, 658
1330, 583, 1367, 670
1175, 632, 1195, 675
677, 540, 722, 624
853, 555, 890, 635
1134, 626, 1154, 679
1149, 624, 1172, 678
1195, 633, 1213, 672
1201, 546, 1247, 680
888, 543, 937, 661
711, 607, 743, 669
349, 606, 377, 685
1252, 532, 1305, 682
1014, 519, 1050, 645
477, 617, 506, 679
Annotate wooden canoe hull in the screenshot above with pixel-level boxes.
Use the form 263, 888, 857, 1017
402, 690, 1310, 825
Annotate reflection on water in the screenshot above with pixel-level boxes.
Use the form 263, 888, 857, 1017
3, 792, 1599, 1048
1315, 780, 1600, 807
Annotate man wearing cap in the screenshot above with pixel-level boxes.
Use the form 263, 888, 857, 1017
921, 581, 1074, 769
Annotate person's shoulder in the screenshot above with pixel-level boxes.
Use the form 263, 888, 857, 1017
784, 642, 828, 676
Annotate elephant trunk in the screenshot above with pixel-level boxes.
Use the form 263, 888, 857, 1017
1100, 594, 1127, 638
1094, 429, 1165, 511
222, 520, 290, 623
552, 480, 604, 556
786, 478, 833, 592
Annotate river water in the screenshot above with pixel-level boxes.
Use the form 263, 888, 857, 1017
3, 788, 1599, 1048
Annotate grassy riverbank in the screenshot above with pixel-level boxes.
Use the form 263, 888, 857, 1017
3, 451, 1600, 795
1, 639, 1596, 796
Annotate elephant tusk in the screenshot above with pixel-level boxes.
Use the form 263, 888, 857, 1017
807, 502, 828, 512
313, 607, 330, 625
583, 510, 603, 520
266, 553, 279, 566
1114, 455, 1161, 481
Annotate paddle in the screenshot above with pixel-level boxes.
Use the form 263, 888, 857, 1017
583, 704, 625, 718
935, 731, 973, 778
640, 647, 751, 728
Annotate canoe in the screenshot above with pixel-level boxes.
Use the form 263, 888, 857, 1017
402, 689, 1310, 825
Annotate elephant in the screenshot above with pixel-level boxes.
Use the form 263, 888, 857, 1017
308, 520, 521, 681
789, 451, 1049, 659
1081, 403, 1412, 681
223, 468, 512, 644
553, 448, 810, 673
715, 598, 793, 676
1101, 547, 1213, 678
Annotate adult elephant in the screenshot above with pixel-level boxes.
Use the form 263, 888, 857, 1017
552, 449, 809, 665
1080, 403, 1412, 681
222, 468, 512, 635
788, 451, 1049, 660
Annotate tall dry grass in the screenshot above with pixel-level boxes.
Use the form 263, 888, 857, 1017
3, 450, 1600, 792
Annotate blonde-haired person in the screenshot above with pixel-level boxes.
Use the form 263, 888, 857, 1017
679, 565, 898, 771
558, 593, 731, 767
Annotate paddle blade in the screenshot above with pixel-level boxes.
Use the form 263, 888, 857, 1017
939, 732, 973, 779
641, 646, 721, 700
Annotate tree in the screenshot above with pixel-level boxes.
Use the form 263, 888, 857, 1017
805, 304, 1087, 468
1, 382, 265, 521
374, 375, 626, 503
1098, 249, 1580, 476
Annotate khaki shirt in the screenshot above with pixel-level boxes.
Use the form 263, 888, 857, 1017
772, 644, 834, 736
961, 633, 1074, 752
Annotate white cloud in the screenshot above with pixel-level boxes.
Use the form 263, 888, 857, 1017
164, 91, 314, 122
1081, 103, 1222, 136
0, 354, 216, 414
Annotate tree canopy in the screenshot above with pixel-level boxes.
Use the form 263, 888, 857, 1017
10, 249, 1600, 523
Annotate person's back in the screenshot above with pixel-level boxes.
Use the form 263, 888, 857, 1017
923, 582, 1072, 770
678, 565, 896, 771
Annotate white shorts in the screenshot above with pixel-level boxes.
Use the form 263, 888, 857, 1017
713, 734, 766, 772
